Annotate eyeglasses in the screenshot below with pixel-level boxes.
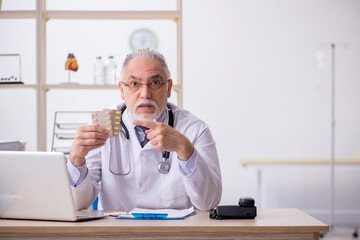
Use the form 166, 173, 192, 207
121, 79, 169, 91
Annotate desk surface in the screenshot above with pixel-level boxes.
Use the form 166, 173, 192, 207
0, 208, 328, 240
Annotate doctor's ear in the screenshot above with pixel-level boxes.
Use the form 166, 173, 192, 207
167, 79, 173, 98
119, 82, 125, 100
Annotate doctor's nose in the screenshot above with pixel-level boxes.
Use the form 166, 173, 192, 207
139, 84, 152, 99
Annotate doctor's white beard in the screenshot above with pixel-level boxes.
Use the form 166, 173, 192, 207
132, 99, 162, 121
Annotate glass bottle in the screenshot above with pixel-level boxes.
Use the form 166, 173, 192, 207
104, 56, 117, 84
94, 56, 104, 85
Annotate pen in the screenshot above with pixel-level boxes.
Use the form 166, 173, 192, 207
131, 213, 168, 219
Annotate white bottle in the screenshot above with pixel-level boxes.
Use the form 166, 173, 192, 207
94, 56, 104, 85
104, 56, 117, 84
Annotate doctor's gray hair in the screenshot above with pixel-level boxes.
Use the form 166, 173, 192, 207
121, 48, 171, 81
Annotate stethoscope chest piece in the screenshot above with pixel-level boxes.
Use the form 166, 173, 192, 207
158, 158, 170, 174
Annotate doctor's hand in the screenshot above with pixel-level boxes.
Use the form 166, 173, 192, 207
69, 125, 109, 167
133, 120, 194, 161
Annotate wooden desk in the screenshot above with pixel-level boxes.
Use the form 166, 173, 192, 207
0, 208, 328, 240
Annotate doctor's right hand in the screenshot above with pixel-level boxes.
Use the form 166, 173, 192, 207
69, 125, 109, 167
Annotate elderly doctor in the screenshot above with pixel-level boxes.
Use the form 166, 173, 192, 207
67, 49, 222, 211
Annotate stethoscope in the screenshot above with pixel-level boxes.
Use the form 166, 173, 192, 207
109, 104, 174, 175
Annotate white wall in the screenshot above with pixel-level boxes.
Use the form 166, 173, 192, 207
1, 0, 360, 225
182, 0, 360, 225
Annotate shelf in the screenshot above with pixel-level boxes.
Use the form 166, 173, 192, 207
52, 146, 70, 154
0, 84, 36, 89
44, 10, 180, 20
45, 83, 181, 92
0, 10, 179, 20
56, 123, 87, 129
45, 84, 119, 90
0, 11, 36, 19
240, 158, 360, 167
55, 133, 76, 139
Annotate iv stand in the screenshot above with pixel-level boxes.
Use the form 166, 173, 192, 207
329, 43, 335, 231
323, 43, 358, 238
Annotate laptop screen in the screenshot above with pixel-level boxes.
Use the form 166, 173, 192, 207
0, 151, 78, 221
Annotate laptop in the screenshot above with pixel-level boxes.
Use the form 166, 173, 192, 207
0, 151, 106, 221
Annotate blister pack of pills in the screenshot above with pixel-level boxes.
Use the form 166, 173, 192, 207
91, 109, 121, 137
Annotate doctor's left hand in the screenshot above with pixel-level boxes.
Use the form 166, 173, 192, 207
133, 120, 194, 161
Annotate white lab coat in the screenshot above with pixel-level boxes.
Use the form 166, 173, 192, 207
70, 102, 222, 211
